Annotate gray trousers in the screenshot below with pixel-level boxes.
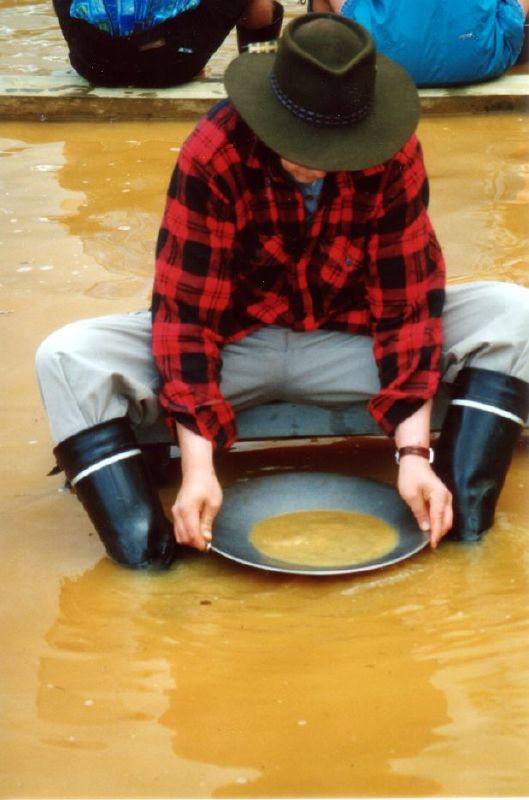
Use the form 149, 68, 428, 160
35, 281, 529, 445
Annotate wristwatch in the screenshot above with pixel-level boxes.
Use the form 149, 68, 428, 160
394, 446, 434, 464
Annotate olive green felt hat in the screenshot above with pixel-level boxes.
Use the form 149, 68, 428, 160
224, 13, 420, 171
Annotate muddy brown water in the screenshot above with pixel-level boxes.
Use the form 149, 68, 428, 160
1, 115, 529, 798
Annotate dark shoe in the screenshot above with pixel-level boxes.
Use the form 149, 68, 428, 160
434, 368, 529, 541
54, 418, 179, 569
237, 1, 284, 53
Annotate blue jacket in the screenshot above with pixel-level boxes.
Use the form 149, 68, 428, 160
341, 0, 525, 85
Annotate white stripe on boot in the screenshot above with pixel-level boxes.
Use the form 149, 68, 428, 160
450, 399, 524, 426
70, 449, 142, 487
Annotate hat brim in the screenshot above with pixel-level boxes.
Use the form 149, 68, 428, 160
225, 51, 420, 172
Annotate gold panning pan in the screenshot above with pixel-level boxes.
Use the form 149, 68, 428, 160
211, 472, 429, 575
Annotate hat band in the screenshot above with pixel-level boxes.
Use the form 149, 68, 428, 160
270, 73, 371, 127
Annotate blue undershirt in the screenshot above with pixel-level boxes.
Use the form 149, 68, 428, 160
294, 177, 324, 223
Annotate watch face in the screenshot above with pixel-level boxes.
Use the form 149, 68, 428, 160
211, 472, 428, 575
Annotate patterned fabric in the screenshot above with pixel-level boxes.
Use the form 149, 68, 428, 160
152, 101, 446, 450
70, 0, 200, 35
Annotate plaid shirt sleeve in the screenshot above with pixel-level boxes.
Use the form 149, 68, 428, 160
151, 122, 239, 451
366, 137, 445, 435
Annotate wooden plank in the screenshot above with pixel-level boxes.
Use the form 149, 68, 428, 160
137, 394, 528, 447
235, 396, 451, 439
0, 73, 226, 121
0, 71, 527, 121
419, 74, 529, 114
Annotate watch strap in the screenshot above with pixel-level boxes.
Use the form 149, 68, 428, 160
395, 446, 434, 464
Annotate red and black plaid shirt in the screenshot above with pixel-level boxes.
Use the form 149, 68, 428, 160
152, 100, 445, 450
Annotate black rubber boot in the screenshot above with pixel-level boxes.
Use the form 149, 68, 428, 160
236, 1, 284, 52
54, 418, 179, 569
434, 368, 529, 542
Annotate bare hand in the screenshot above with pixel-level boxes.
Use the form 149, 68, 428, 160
397, 457, 453, 548
171, 468, 223, 552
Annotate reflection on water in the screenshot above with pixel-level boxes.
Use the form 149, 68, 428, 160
1, 122, 189, 301
3, 437, 529, 797
423, 116, 529, 285
0, 0, 68, 76
2, 115, 528, 305
35, 555, 445, 799
1, 114, 529, 797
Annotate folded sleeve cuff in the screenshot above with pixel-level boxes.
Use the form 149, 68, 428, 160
162, 397, 238, 452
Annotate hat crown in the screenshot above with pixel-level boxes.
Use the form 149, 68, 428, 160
224, 13, 420, 171
272, 15, 376, 127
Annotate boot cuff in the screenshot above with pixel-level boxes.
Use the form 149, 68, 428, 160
452, 368, 529, 422
54, 418, 138, 479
